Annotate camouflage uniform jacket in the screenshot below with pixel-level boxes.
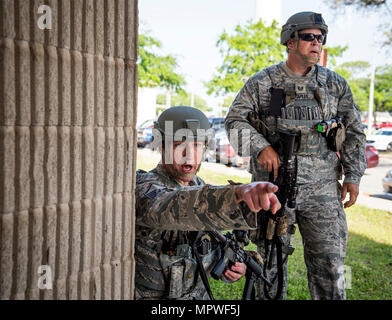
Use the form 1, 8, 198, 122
225, 62, 367, 185
134, 164, 256, 299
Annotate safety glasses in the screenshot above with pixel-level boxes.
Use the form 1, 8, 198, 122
298, 33, 325, 44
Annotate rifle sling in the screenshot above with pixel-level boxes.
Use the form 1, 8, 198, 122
263, 236, 284, 300
242, 270, 257, 300
193, 234, 216, 301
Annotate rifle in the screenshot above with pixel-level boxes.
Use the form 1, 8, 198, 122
259, 128, 298, 300
193, 230, 271, 300
207, 230, 272, 300
194, 129, 297, 300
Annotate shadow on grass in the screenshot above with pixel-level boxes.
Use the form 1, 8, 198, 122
209, 230, 392, 300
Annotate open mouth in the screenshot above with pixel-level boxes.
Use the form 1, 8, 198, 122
181, 164, 195, 174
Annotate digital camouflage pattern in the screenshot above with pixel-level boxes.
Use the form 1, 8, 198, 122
134, 164, 257, 300
254, 180, 347, 299
226, 62, 366, 185
225, 62, 366, 299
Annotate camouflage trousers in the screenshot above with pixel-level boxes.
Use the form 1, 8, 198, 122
256, 180, 348, 300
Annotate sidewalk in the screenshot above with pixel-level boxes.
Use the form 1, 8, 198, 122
355, 192, 392, 213
356, 152, 392, 213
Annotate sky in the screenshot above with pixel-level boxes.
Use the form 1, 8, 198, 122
139, 0, 390, 109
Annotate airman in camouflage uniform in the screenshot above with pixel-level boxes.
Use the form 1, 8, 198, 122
135, 106, 281, 300
225, 12, 367, 299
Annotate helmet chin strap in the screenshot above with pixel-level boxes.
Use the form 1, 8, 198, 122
299, 52, 319, 67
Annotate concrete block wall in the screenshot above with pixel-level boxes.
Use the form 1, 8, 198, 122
0, 0, 138, 299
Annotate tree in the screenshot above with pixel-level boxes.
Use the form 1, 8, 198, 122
138, 32, 186, 93
335, 61, 371, 77
222, 95, 236, 108
374, 64, 392, 112
324, 45, 348, 69
335, 61, 372, 111
335, 61, 392, 112
206, 19, 349, 96
325, 0, 392, 47
205, 19, 285, 96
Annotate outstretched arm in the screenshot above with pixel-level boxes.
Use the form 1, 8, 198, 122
136, 181, 280, 231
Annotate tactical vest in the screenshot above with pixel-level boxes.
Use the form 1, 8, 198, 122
135, 169, 222, 300
249, 63, 342, 184
135, 230, 219, 300
264, 63, 330, 156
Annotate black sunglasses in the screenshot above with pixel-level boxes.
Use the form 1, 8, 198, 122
298, 33, 325, 43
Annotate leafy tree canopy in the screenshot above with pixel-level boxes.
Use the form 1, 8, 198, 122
324, 45, 348, 69
206, 19, 349, 96
335, 61, 392, 112
374, 64, 392, 112
138, 32, 186, 93
205, 19, 285, 96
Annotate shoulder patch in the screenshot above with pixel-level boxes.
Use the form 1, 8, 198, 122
144, 184, 165, 200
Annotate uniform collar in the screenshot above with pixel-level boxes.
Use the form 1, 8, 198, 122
281, 61, 316, 78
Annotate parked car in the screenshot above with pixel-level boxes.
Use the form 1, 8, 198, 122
366, 144, 379, 169
379, 122, 392, 129
382, 169, 392, 193
362, 123, 380, 132
205, 128, 249, 168
208, 117, 225, 131
366, 128, 392, 151
137, 119, 155, 147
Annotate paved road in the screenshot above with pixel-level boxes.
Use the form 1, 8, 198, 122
355, 153, 392, 212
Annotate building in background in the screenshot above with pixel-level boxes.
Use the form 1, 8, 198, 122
137, 87, 158, 125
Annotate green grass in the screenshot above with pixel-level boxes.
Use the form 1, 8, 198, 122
344, 206, 392, 300
208, 206, 392, 300
136, 149, 392, 300
198, 166, 251, 185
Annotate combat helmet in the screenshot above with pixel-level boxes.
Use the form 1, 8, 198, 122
154, 106, 212, 142
281, 11, 328, 45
